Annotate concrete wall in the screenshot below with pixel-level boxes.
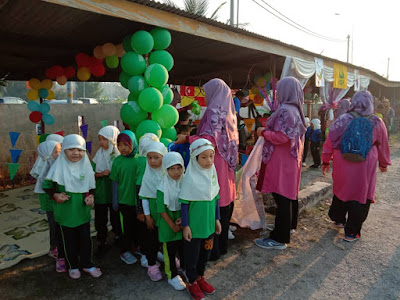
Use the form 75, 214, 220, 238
0, 104, 122, 187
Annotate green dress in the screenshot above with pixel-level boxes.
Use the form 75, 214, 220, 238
42, 180, 91, 228
109, 155, 137, 206
179, 195, 219, 239
135, 156, 147, 186
92, 162, 112, 205
157, 190, 182, 242
39, 193, 54, 212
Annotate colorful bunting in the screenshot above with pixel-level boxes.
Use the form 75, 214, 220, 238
100, 120, 108, 127
10, 149, 22, 164
80, 124, 89, 140
86, 141, 92, 155
9, 132, 20, 148
7, 163, 20, 180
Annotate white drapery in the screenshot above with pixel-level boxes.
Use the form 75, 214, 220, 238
280, 56, 315, 89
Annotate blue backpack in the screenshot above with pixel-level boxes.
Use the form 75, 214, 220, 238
340, 112, 373, 162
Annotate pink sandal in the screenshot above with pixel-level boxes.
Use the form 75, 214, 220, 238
68, 269, 81, 279
83, 267, 102, 278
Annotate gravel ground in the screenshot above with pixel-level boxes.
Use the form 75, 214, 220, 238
0, 138, 399, 300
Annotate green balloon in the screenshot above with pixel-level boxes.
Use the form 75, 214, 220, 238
161, 127, 177, 141
149, 50, 174, 71
151, 104, 179, 128
120, 101, 148, 126
39, 133, 50, 143
119, 72, 131, 89
144, 64, 169, 89
191, 103, 201, 115
131, 30, 154, 55
136, 120, 162, 140
160, 138, 172, 147
138, 87, 163, 112
158, 85, 174, 104
123, 35, 134, 52
128, 93, 139, 102
105, 55, 119, 68
151, 27, 172, 50
128, 76, 148, 96
121, 52, 146, 76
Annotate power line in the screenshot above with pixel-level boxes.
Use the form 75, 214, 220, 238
251, 0, 346, 43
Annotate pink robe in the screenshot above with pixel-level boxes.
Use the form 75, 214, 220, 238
189, 134, 236, 207
322, 121, 391, 204
256, 131, 303, 200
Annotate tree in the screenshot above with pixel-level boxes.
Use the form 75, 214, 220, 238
2, 81, 27, 99
164, 0, 226, 20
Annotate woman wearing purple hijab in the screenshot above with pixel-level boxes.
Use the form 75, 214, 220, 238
334, 98, 351, 119
322, 91, 391, 242
176, 78, 238, 260
254, 77, 306, 250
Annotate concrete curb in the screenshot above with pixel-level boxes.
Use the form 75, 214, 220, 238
298, 181, 332, 213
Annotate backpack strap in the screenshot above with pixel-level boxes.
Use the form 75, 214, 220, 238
349, 111, 373, 120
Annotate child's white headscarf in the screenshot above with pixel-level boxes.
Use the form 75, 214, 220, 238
93, 126, 120, 172
139, 142, 167, 199
157, 152, 184, 211
304, 117, 310, 127
30, 140, 59, 193
139, 133, 160, 156
178, 138, 219, 201
46, 134, 64, 144
311, 118, 321, 130
46, 134, 95, 193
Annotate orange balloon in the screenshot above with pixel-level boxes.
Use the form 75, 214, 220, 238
29, 78, 41, 90
46, 90, 55, 100
41, 79, 53, 90
93, 45, 105, 59
27, 89, 39, 100
254, 94, 264, 104
102, 43, 116, 57
56, 75, 67, 85
115, 43, 126, 58
77, 67, 91, 81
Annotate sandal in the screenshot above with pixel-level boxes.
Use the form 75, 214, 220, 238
83, 267, 102, 278
69, 269, 81, 279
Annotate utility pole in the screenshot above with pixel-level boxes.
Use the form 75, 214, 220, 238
67, 81, 73, 103
230, 0, 234, 26
346, 34, 350, 63
236, 0, 239, 27
387, 58, 390, 80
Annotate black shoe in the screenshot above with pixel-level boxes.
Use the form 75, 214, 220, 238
310, 164, 319, 168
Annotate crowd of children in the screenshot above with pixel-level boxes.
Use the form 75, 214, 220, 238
32, 124, 221, 300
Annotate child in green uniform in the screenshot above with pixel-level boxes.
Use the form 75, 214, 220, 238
135, 133, 160, 267
43, 134, 101, 279
110, 130, 139, 265
179, 138, 221, 300
139, 141, 167, 281
30, 140, 62, 267
157, 152, 186, 291
92, 125, 121, 256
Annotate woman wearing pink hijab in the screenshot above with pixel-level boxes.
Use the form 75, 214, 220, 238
322, 90, 391, 242
176, 78, 238, 260
255, 77, 306, 250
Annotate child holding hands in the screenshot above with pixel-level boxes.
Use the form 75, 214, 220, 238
43, 134, 100, 279
178, 138, 221, 300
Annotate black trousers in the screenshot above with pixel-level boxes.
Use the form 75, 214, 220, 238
143, 225, 160, 266
60, 222, 94, 269
163, 240, 184, 279
211, 202, 233, 259
55, 223, 65, 259
119, 204, 136, 254
328, 195, 372, 236
95, 203, 121, 244
303, 140, 309, 163
184, 234, 214, 283
310, 141, 321, 167
269, 193, 298, 244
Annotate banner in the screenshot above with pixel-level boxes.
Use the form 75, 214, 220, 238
243, 118, 255, 133
9, 132, 20, 148
180, 86, 206, 107
86, 141, 92, 155
314, 57, 325, 87
7, 163, 20, 180
10, 149, 22, 164
333, 63, 347, 89
80, 124, 88, 140
354, 69, 360, 91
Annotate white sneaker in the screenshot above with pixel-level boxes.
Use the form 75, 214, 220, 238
157, 251, 164, 262
302, 162, 306, 167
120, 251, 137, 264
228, 230, 235, 240
168, 275, 186, 290
229, 225, 237, 232
140, 255, 148, 268
266, 223, 275, 231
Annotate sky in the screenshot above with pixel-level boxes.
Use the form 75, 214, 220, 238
170, 0, 400, 81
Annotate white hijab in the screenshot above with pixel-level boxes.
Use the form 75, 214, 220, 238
46, 134, 96, 193
46, 134, 64, 144
304, 117, 310, 127
93, 126, 120, 172
311, 118, 321, 130
178, 138, 219, 201
138, 142, 168, 199
139, 133, 160, 156
30, 140, 59, 193
157, 152, 185, 211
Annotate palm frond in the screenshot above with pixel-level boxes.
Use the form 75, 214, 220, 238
210, 1, 226, 20
163, 0, 179, 8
